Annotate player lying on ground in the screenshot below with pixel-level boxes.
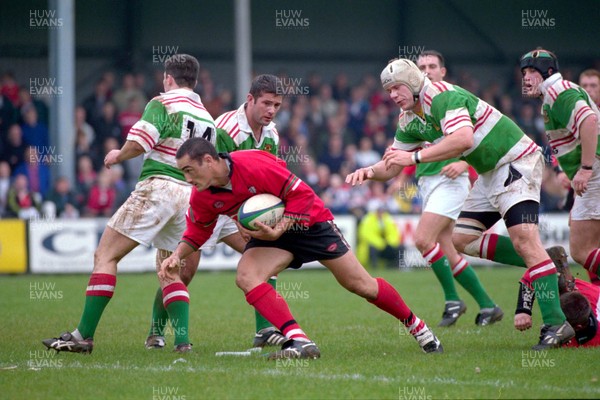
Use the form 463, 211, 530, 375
347, 58, 573, 349
160, 137, 443, 359
514, 246, 600, 347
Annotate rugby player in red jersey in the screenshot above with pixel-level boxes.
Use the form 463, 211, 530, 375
515, 246, 600, 347
160, 137, 443, 358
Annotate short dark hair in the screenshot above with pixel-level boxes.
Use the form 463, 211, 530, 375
560, 291, 591, 328
419, 50, 445, 68
250, 74, 280, 99
165, 54, 199, 89
176, 137, 218, 164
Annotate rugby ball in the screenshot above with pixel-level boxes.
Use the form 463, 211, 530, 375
237, 194, 285, 230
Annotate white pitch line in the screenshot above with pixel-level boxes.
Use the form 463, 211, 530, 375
12, 361, 600, 395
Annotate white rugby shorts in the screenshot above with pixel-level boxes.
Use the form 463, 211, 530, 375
108, 177, 191, 252
419, 173, 470, 220
461, 150, 543, 217
571, 158, 600, 221
200, 215, 240, 250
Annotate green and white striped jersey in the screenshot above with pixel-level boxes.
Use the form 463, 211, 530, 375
418, 80, 538, 174
539, 73, 600, 180
127, 88, 216, 183
391, 111, 461, 179
215, 104, 279, 156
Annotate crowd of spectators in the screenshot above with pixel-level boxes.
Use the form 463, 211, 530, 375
0, 60, 592, 220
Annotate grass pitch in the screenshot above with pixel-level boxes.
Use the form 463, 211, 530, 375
1, 266, 598, 399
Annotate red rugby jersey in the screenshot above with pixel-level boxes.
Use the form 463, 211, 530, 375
565, 279, 600, 348
181, 150, 333, 250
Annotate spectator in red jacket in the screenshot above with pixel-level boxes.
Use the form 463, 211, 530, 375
85, 170, 115, 217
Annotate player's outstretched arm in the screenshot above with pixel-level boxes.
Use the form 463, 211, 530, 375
346, 159, 402, 186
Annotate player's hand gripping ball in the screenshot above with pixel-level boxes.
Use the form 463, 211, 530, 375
237, 194, 284, 231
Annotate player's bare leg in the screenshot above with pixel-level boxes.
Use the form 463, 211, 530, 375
236, 248, 290, 293
222, 232, 247, 252
438, 222, 463, 266
94, 227, 141, 274
569, 219, 600, 285
42, 227, 139, 354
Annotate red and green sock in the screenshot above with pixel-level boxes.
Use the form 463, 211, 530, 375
149, 287, 169, 336
479, 233, 527, 267
162, 282, 190, 345
529, 259, 565, 326
423, 244, 459, 302
452, 257, 495, 309
76, 273, 116, 339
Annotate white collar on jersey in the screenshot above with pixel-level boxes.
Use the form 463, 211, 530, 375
539, 73, 563, 96
418, 76, 432, 99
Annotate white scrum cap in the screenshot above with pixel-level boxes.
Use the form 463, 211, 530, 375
380, 58, 424, 95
